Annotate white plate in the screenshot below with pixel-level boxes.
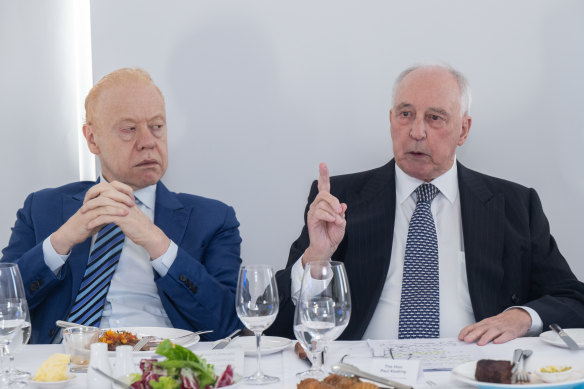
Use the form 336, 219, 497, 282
28, 374, 76, 389
452, 361, 584, 389
227, 336, 292, 355
103, 326, 200, 354
540, 329, 584, 349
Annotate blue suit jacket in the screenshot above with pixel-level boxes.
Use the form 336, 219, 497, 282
1, 180, 242, 344
269, 160, 584, 339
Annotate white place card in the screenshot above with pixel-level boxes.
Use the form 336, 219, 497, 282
343, 356, 421, 387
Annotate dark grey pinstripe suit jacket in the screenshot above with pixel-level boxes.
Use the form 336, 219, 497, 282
268, 160, 584, 340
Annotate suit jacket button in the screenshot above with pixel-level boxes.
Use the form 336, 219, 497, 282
179, 275, 187, 282
511, 294, 519, 304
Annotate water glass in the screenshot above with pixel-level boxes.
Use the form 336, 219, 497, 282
62, 326, 100, 373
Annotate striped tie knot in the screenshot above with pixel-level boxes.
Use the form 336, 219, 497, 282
415, 183, 439, 203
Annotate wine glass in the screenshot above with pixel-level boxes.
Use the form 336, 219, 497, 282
235, 264, 279, 385
295, 260, 351, 379
0, 263, 28, 387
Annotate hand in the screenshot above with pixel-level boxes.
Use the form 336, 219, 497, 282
303, 163, 347, 265
458, 308, 532, 346
50, 181, 134, 255
82, 181, 171, 259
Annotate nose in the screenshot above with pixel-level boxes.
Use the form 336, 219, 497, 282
410, 116, 427, 140
136, 124, 156, 150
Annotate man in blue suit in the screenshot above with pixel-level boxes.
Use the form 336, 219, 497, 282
1, 68, 242, 343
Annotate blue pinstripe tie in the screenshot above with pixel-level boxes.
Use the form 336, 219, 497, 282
67, 223, 125, 327
398, 183, 440, 339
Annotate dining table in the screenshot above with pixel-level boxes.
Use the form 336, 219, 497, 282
15, 335, 584, 389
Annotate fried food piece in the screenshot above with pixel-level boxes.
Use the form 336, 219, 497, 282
350, 382, 379, 389
323, 374, 360, 388
298, 378, 335, 389
295, 341, 308, 359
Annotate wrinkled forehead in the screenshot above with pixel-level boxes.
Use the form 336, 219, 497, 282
393, 67, 462, 114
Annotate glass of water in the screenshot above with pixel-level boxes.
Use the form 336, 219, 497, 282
295, 260, 351, 379
235, 264, 279, 385
0, 263, 28, 386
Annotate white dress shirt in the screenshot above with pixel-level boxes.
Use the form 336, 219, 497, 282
292, 159, 542, 339
42, 178, 179, 329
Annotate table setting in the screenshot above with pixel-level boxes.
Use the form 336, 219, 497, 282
3, 262, 584, 388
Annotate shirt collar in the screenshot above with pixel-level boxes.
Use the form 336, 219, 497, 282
395, 157, 459, 204
99, 175, 157, 210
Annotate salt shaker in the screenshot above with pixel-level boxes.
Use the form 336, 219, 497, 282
87, 342, 112, 389
114, 345, 138, 379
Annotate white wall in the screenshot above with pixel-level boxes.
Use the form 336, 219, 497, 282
0, 1, 92, 251
3, 1, 583, 281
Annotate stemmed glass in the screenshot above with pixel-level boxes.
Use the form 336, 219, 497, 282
235, 264, 279, 385
295, 260, 351, 379
0, 263, 29, 387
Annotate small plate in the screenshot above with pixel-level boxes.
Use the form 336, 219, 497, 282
28, 374, 76, 389
104, 326, 200, 354
452, 361, 584, 388
540, 329, 584, 349
228, 336, 292, 356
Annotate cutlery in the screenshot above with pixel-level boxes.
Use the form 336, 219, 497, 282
133, 336, 154, 351
212, 328, 241, 349
511, 348, 523, 383
518, 349, 533, 383
550, 323, 580, 350
92, 366, 133, 389
56, 320, 86, 328
331, 362, 413, 389
144, 330, 214, 349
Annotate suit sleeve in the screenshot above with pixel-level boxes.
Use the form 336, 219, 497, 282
522, 188, 584, 328
267, 180, 319, 338
154, 205, 243, 340
1, 192, 66, 309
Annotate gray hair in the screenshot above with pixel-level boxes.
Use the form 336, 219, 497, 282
391, 62, 472, 116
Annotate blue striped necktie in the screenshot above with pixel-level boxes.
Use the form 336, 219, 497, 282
398, 183, 440, 339
67, 223, 125, 327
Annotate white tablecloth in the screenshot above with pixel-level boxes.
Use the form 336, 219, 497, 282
16, 336, 584, 388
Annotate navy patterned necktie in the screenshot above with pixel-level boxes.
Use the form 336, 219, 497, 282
67, 223, 125, 327
398, 183, 440, 339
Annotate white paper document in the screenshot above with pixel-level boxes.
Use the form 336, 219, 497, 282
343, 356, 421, 387
367, 337, 484, 371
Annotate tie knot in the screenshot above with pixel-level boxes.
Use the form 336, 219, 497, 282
415, 183, 439, 203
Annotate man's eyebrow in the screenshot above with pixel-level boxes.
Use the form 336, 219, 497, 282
148, 114, 166, 122
427, 107, 450, 117
395, 103, 413, 110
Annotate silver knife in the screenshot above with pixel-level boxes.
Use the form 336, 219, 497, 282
212, 328, 241, 349
550, 323, 580, 350
91, 366, 133, 389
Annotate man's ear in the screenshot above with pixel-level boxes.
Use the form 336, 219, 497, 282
457, 115, 472, 146
83, 124, 100, 155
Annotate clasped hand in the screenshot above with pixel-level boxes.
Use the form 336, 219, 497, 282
51, 181, 170, 259
303, 163, 347, 265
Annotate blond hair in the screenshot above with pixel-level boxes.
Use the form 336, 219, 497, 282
84, 67, 164, 125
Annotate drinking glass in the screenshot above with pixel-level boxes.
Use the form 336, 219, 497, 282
62, 326, 100, 373
235, 264, 279, 385
295, 260, 351, 379
0, 263, 28, 387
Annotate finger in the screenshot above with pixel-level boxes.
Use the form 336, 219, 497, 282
492, 331, 516, 345
317, 162, 330, 193
311, 208, 337, 223
477, 327, 502, 346
311, 191, 342, 213
80, 196, 131, 213
84, 183, 134, 206
340, 203, 347, 217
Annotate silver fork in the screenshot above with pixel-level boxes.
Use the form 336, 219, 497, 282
133, 335, 154, 351
517, 349, 533, 383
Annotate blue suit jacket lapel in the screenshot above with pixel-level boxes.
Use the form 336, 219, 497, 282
154, 182, 190, 250
458, 162, 506, 321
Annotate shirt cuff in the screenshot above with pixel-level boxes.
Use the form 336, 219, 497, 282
506, 306, 543, 336
42, 235, 69, 274
290, 256, 305, 305
151, 240, 178, 277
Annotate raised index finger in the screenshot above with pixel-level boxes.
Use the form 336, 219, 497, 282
317, 162, 330, 193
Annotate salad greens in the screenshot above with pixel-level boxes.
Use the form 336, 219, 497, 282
130, 339, 234, 389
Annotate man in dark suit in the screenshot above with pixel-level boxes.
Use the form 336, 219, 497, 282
1, 68, 242, 343
269, 64, 584, 344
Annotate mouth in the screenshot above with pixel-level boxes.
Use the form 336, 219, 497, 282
407, 151, 429, 158
135, 159, 159, 168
